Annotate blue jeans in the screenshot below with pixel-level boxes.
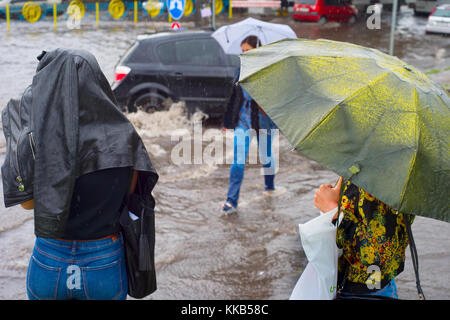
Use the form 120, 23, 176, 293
226, 126, 275, 208
26, 235, 128, 300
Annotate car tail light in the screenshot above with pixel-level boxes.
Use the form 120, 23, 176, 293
430, 7, 437, 16
115, 66, 131, 82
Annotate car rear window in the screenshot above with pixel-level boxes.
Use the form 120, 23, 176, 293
432, 9, 450, 17
324, 0, 341, 5
116, 42, 138, 66
120, 41, 154, 64
295, 0, 316, 4
156, 38, 224, 66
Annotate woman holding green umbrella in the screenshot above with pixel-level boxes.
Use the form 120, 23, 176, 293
237, 38, 449, 299
314, 176, 414, 299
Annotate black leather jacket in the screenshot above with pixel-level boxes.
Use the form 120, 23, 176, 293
1, 49, 158, 238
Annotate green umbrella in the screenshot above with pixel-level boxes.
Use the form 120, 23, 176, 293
239, 38, 450, 222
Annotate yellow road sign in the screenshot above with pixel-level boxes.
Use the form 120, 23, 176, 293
68, 0, 86, 20
184, 0, 193, 16
109, 0, 125, 20
22, 2, 42, 23
145, 0, 163, 18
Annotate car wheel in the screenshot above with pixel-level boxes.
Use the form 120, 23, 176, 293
132, 92, 169, 113
347, 15, 356, 24
318, 16, 327, 24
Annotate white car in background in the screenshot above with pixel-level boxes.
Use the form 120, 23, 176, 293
426, 4, 450, 34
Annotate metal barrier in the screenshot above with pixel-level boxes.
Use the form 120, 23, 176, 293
2, 0, 270, 30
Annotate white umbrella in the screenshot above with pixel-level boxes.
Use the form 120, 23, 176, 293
212, 17, 297, 55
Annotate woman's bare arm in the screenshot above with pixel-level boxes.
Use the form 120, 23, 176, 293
129, 170, 138, 195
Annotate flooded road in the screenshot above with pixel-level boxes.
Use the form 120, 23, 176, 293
0, 7, 449, 300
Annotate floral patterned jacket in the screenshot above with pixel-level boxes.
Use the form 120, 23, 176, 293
336, 181, 414, 291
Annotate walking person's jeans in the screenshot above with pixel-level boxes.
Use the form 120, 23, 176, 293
226, 126, 275, 208
26, 234, 128, 300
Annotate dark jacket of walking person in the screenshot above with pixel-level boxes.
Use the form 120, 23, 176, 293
314, 177, 413, 299
222, 69, 260, 133
2, 48, 158, 300
221, 36, 277, 214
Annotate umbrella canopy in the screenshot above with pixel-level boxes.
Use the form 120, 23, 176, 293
238, 38, 450, 222
211, 17, 297, 55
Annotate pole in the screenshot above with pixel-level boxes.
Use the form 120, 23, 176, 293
211, 0, 216, 30
134, 0, 138, 23
389, 0, 398, 56
96, 2, 99, 25
53, 3, 57, 30
229, 0, 232, 18
6, 4, 10, 31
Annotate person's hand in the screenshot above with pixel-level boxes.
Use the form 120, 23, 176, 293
20, 199, 34, 210
313, 176, 343, 213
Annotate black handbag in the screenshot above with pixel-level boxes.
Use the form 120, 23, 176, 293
119, 173, 157, 299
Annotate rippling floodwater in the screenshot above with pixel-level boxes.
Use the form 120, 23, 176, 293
0, 7, 449, 300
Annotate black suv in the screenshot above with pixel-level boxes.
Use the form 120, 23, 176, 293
111, 31, 240, 118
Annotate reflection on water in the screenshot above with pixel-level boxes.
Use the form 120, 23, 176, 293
0, 8, 449, 300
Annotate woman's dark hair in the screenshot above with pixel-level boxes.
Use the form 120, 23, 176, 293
241, 36, 261, 49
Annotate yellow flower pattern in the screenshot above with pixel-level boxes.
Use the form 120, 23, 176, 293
336, 181, 413, 287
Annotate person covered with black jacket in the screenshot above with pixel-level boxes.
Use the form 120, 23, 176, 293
221, 36, 277, 214
2, 49, 158, 300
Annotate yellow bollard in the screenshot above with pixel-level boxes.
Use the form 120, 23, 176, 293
6, 5, 10, 31
134, 1, 138, 23
96, 2, 99, 25
53, 3, 57, 30
229, 0, 232, 18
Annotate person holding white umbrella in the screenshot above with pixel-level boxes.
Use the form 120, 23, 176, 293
215, 19, 296, 214
221, 36, 278, 214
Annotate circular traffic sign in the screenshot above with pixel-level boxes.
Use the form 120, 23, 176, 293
22, 2, 42, 23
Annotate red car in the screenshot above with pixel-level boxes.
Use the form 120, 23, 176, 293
293, 0, 358, 24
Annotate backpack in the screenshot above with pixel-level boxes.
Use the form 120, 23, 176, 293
1, 85, 35, 207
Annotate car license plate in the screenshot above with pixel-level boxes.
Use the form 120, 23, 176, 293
299, 7, 309, 12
